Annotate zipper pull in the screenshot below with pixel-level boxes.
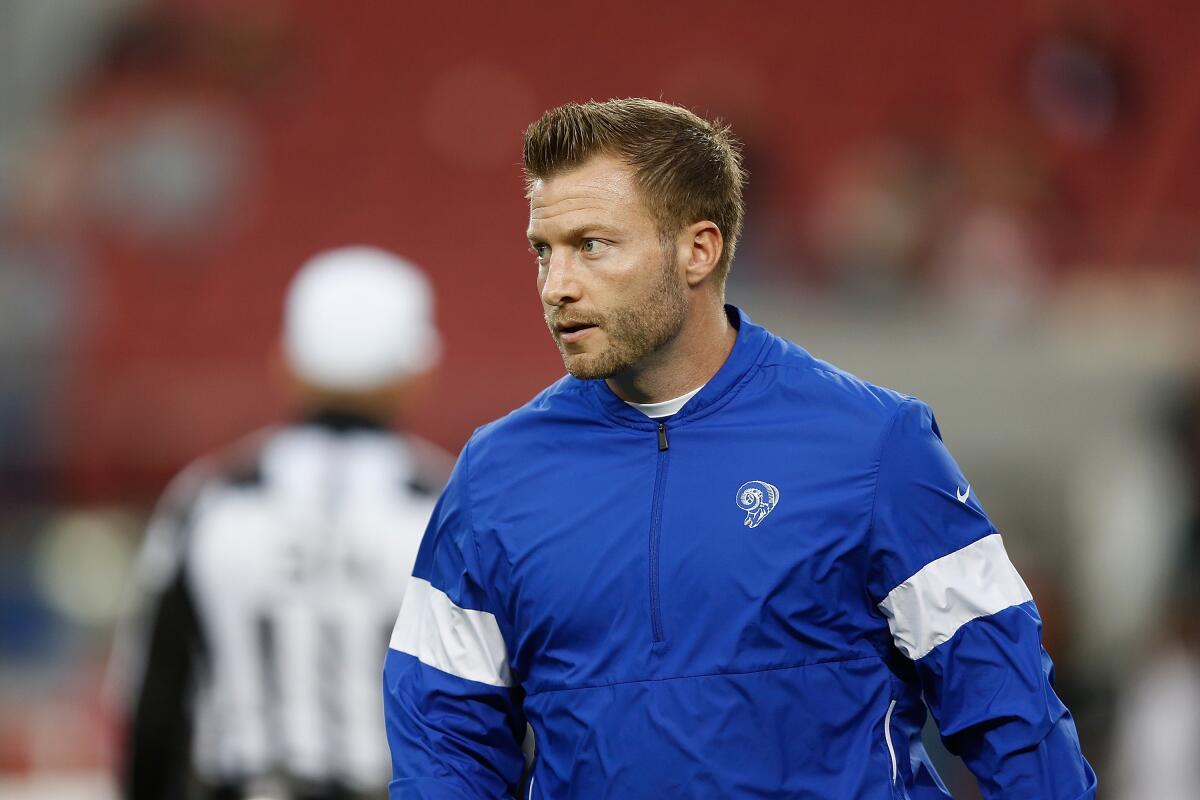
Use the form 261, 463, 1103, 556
657, 422, 669, 451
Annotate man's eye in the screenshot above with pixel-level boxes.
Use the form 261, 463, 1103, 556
581, 239, 609, 255
531, 244, 549, 260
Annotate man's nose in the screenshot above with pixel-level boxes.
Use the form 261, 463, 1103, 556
540, 254, 582, 307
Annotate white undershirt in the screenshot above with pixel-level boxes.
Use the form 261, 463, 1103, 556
624, 385, 705, 419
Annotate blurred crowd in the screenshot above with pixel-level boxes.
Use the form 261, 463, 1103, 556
1, 1, 1198, 798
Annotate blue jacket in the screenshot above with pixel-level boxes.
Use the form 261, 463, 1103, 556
384, 308, 1096, 799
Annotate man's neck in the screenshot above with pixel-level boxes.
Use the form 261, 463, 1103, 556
606, 303, 736, 404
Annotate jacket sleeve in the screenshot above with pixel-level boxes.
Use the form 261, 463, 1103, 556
867, 399, 1097, 799
383, 441, 525, 799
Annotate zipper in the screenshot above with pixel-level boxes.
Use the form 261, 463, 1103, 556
883, 698, 898, 784
648, 422, 670, 643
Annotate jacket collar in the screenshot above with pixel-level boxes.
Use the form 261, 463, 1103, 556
301, 408, 389, 434
584, 305, 772, 430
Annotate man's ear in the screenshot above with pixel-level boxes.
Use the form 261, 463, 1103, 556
681, 220, 723, 288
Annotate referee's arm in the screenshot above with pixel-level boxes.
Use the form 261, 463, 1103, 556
116, 473, 206, 800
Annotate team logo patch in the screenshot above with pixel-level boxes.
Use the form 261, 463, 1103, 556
736, 480, 780, 529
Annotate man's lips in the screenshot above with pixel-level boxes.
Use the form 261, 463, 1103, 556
554, 320, 600, 345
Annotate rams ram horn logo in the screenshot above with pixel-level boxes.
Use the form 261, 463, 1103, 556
735, 480, 780, 529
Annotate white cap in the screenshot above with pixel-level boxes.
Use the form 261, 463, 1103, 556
282, 246, 441, 391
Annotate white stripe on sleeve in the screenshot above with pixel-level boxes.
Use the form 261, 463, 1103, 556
389, 577, 512, 688
878, 533, 1033, 660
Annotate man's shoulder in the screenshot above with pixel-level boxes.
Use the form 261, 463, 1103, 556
464, 373, 592, 455
757, 329, 917, 427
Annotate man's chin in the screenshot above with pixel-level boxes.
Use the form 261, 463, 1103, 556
562, 351, 622, 380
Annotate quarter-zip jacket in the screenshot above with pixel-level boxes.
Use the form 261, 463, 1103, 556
384, 307, 1096, 799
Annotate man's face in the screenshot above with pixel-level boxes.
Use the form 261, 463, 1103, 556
527, 155, 687, 380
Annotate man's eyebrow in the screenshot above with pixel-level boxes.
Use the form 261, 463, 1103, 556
527, 225, 620, 245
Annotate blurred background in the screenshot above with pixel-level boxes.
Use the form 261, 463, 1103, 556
2, 0, 1199, 797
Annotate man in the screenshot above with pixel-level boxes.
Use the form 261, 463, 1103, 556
115, 246, 449, 800
384, 100, 1096, 798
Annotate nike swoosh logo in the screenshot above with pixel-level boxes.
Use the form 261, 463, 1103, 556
956, 484, 971, 503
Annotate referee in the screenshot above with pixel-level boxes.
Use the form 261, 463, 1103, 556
113, 247, 449, 800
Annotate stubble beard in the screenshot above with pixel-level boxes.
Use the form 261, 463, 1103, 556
549, 251, 688, 381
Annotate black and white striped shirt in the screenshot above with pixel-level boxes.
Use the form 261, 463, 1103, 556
116, 411, 449, 800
